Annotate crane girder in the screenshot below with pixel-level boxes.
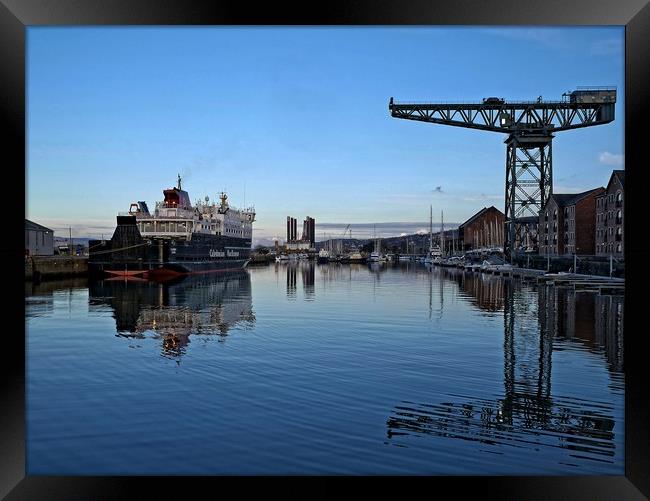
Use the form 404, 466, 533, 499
389, 101, 615, 133
389, 90, 616, 257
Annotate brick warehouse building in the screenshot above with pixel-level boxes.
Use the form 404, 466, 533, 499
538, 188, 604, 256
595, 170, 624, 257
458, 206, 505, 251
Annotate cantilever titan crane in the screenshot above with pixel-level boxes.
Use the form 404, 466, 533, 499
389, 88, 617, 257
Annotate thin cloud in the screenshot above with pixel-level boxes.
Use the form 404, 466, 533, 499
480, 193, 502, 200
460, 193, 503, 203
554, 174, 578, 183
310, 222, 457, 240
384, 190, 500, 203
481, 28, 571, 50
599, 152, 624, 167
590, 38, 623, 56
553, 185, 592, 194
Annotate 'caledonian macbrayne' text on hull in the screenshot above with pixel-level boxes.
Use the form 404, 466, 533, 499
89, 175, 255, 279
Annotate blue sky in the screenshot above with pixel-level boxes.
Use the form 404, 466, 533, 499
26, 26, 624, 242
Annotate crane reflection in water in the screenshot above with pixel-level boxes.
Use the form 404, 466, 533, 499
88, 271, 255, 361
386, 269, 624, 467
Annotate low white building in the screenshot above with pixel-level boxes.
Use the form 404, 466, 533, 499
25, 219, 54, 256
285, 241, 312, 251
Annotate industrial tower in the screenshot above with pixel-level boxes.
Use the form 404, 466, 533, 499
389, 88, 616, 257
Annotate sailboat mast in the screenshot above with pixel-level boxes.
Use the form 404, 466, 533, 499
441, 210, 445, 257
374, 224, 378, 253
429, 205, 433, 251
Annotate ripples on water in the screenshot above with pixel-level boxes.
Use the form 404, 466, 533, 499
26, 262, 624, 475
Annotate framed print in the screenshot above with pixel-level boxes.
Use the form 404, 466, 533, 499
3, 0, 649, 498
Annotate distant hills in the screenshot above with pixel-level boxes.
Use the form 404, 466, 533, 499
314, 228, 460, 253
61, 231, 461, 253
54, 237, 93, 247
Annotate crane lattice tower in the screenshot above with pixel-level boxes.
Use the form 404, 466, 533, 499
389, 87, 616, 256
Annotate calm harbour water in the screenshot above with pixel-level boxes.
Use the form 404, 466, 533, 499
26, 262, 624, 475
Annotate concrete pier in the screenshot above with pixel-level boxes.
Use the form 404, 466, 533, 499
25, 256, 88, 281
451, 262, 624, 291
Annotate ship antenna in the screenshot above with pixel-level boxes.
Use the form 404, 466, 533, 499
177, 173, 182, 190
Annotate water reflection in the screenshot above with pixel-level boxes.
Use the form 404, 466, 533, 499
88, 271, 254, 359
367, 262, 388, 276
275, 261, 318, 299
286, 263, 297, 298
25, 278, 88, 318
27, 263, 625, 474
442, 267, 505, 313
25, 277, 88, 297
387, 274, 624, 467
302, 261, 315, 299
540, 287, 624, 373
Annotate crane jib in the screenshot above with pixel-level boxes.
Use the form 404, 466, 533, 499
387, 89, 616, 258
389, 101, 615, 133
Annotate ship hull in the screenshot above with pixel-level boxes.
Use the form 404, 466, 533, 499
96, 259, 250, 279
89, 218, 252, 280
340, 258, 367, 264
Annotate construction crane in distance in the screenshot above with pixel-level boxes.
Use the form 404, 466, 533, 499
333, 224, 351, 254
341, 224, 351, 239
388, 87, 617, 259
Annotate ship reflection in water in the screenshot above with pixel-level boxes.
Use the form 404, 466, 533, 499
27, 263, 624, 475
89, 271, 255, 360
387, 268, 624, 469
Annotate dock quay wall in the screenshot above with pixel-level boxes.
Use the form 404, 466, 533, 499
512, 254, 624, 278
25, 256, 88, 281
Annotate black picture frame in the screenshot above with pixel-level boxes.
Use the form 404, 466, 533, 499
3, 0, 648, 498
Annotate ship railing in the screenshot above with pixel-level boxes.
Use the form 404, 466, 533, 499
140, 231, 191, 238
120, 211, 196, 220
575, 85, 617, 91
146, 216, 190, 221
229, 205, 255, 213
158, 208, 195, 217
154, 201, 195, 211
